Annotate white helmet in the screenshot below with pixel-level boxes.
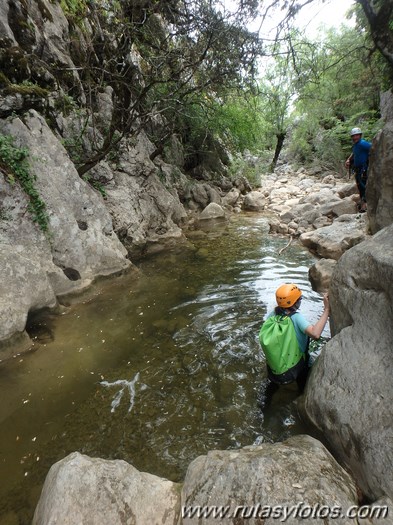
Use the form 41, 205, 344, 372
350, 127, 362, 136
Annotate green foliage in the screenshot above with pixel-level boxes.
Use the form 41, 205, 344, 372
3, 80, 49, 97
155, 89, 268, 176
0, 134, 49, 233
228, 153, 267, 188
61, 135, 85, 164
283, 25, 386, 169
60, 108, 91, 165
54, 93, 78, 116
211, 96, 268, 154
59, 0, 88, 23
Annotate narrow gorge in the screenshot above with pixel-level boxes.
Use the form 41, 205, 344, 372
0, 0, 392, 524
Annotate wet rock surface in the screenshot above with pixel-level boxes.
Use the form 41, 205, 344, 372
302, 223, 393, 501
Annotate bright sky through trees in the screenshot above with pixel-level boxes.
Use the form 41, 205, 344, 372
221, 0, 355, 38
293, 0, 355, 37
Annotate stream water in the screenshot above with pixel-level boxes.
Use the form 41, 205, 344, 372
0, 214, 329, 524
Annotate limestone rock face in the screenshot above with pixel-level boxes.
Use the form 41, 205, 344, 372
104, 132, 187, 258
302, 224, 393, 500
300, 214, 367, 259
181, 435, 358, 525
0, 111, 130, 353
367, 90, 393, 233
0, 0, 84, 116
32, 452, 180, 525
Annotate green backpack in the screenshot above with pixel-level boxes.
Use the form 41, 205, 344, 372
258, 314, 304, 375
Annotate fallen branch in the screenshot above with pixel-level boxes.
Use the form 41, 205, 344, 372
278, 235, 293, 255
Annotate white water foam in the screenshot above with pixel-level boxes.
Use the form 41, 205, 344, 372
100, 372, 140, 413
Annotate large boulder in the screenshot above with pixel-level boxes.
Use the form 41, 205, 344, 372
188, 182, 222, 209
33, 452, 180, 525
181, 435, 359, 525
308, 258, 337, 293
336, 182, 358, 199
300, 214, 367, 259
243, 191, 266, 211
0, 111, 130, 355
199, 202, 226, 220
367, 90, 393, 233
302, 223, 393, 500
222, 188, 241, 207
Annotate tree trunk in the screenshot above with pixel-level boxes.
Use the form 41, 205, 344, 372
357, 0, 393, 71
270, 132, 286, 172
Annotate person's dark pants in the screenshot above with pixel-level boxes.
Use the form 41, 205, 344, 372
354, 166, 368, 203
259, 351, 310, 410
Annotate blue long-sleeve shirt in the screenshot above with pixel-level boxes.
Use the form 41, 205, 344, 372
352, 139, 371, 167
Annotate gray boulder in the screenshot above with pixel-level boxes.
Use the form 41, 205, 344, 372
312, 216, 332, 229
302, 223, 393, 500
189, 183, 222, 209
181, 434, 359, 525
199, 202, 226, 220
309, 258, 337, 293
279, 203, 314, 224
33, 452, 180, 525
222, 188, 241, 207
243, 191, 266, 211
319, 197, 357, 218
336, 182, 358, 199
300, 214, 367, 259
300, 189, 335, 206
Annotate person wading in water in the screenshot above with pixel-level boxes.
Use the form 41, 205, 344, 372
259, 283, 330, 407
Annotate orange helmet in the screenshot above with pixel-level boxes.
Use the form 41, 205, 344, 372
275, 283, 302, 308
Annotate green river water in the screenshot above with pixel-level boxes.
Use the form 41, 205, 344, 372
0, 214, 329, 524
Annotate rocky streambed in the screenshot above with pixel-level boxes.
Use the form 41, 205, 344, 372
30, 164, 393, 524
2, 105, 393, 525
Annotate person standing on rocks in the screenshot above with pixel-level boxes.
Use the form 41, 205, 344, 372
258, 284, 330, 407
345, 127, 371, 213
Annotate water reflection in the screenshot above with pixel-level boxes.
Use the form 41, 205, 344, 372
0, 215, 327, 524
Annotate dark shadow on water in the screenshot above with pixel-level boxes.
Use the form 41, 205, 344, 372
25, 309, 57, 345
